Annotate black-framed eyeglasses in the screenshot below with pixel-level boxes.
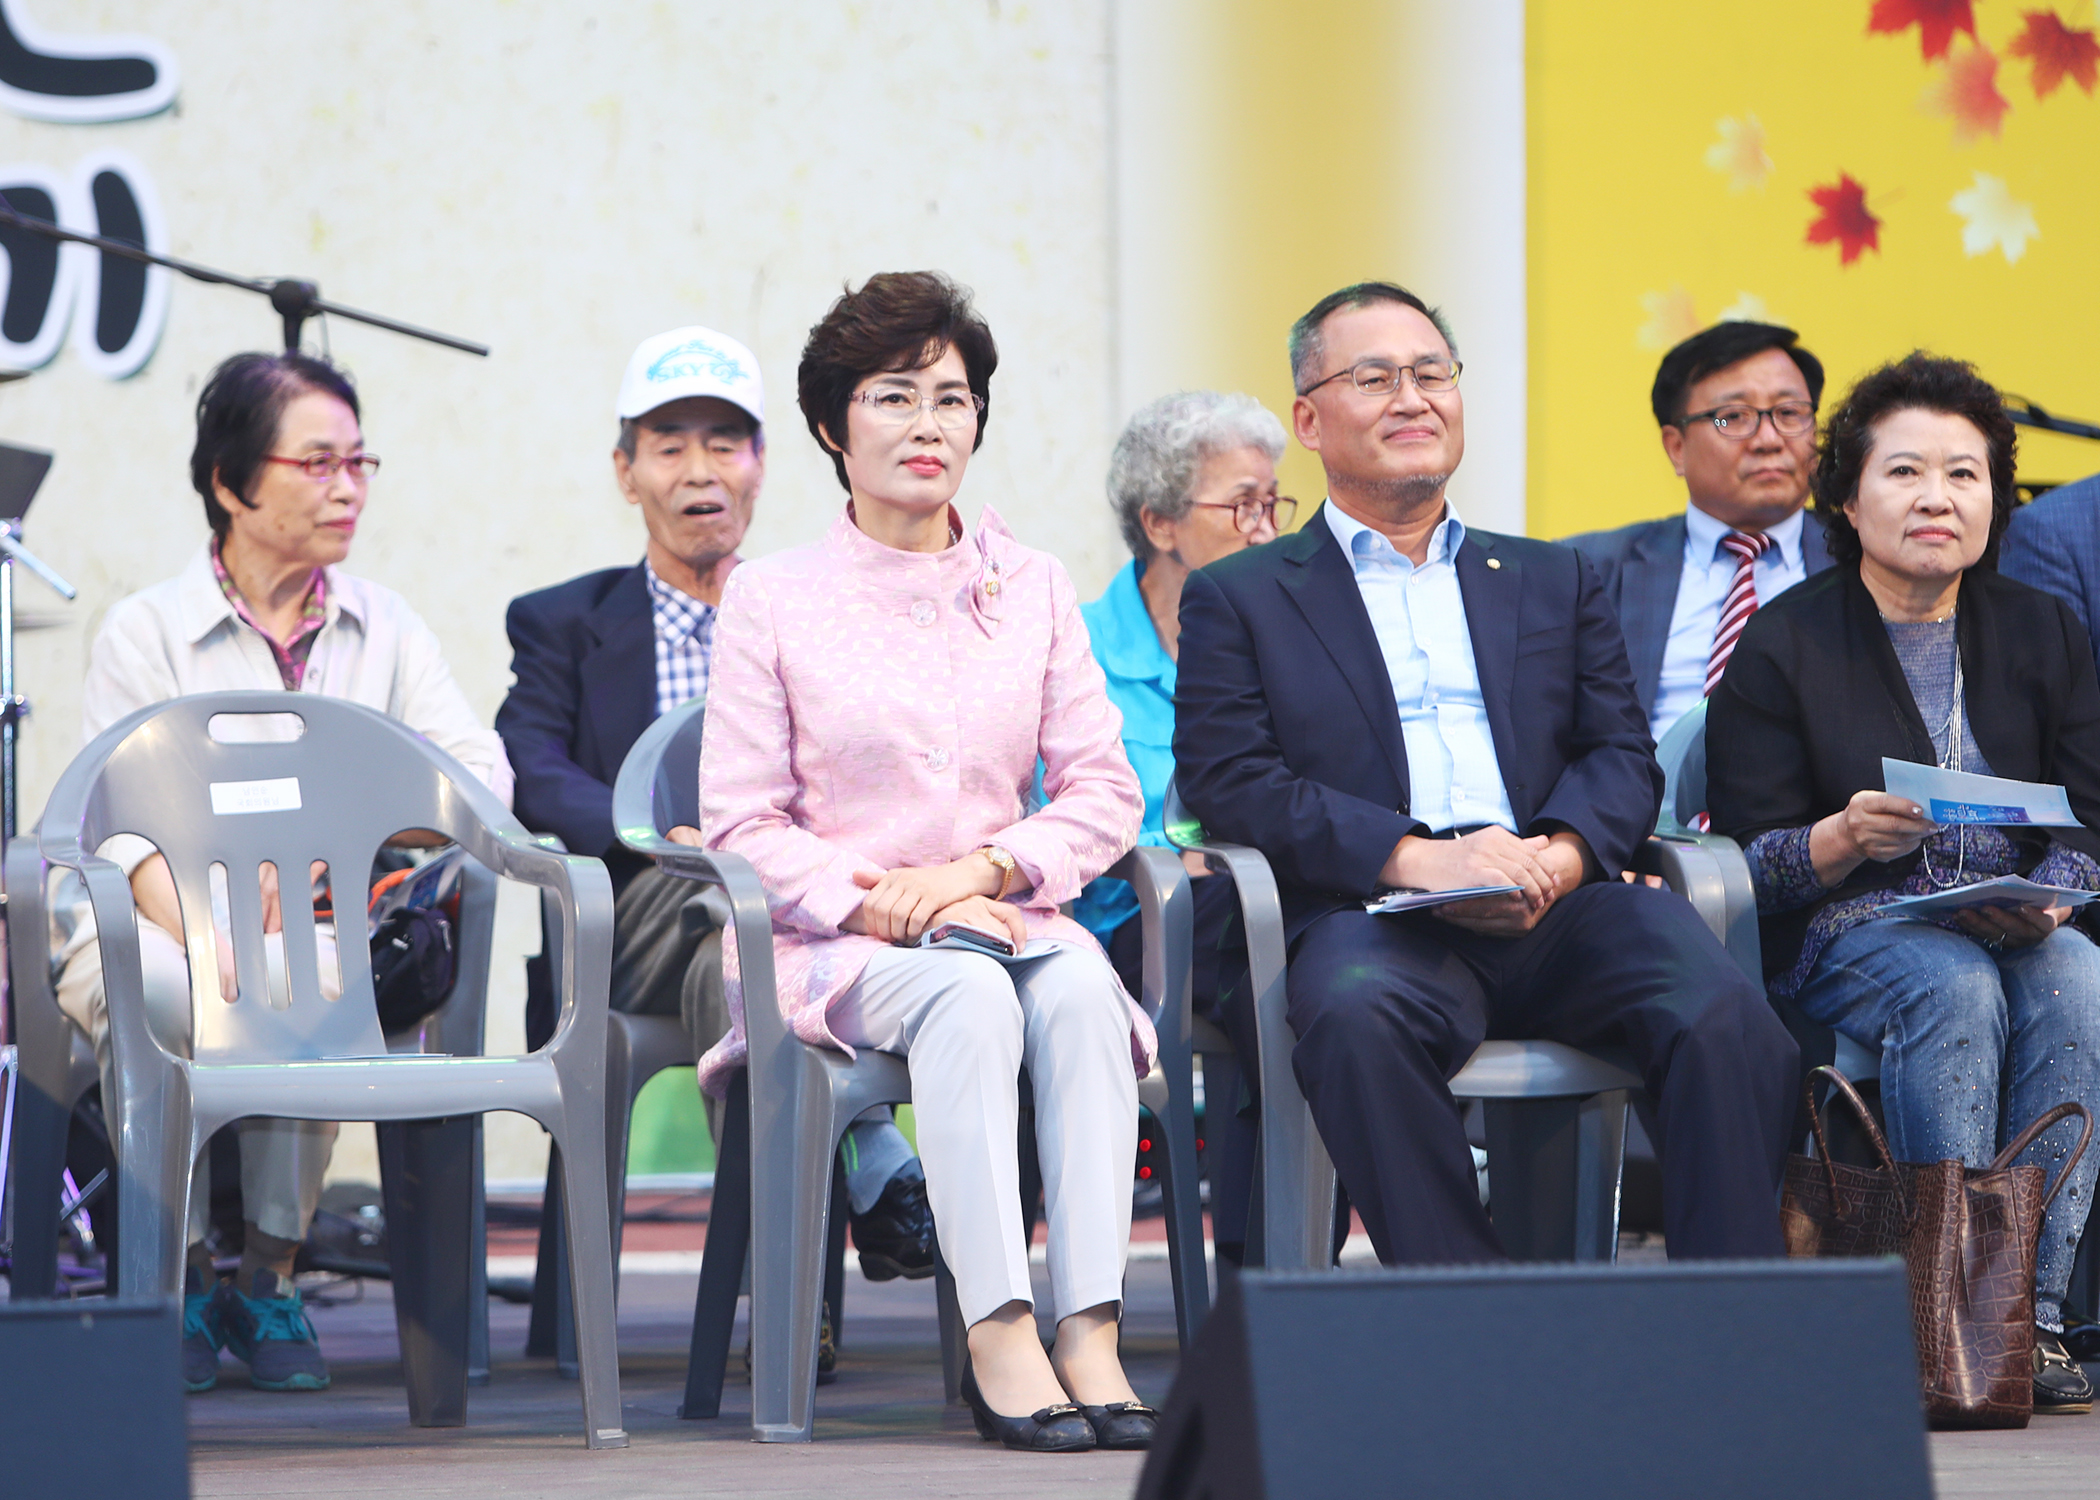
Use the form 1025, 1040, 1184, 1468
1189, 495, 1298, 534
263, 451, 381, 481
1678, 402, 1816, 441
1297, 356, 1461, 399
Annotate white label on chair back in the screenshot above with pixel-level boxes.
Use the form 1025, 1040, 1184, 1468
209, 777, 303, 815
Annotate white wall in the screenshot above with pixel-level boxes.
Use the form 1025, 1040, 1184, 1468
2, 0, 1119, 1181
1389, 0, 1527, 533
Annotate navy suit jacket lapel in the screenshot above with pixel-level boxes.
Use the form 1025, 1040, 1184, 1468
1277, 516, 1410, 795
1802, 513, 1835, 575
1617, 514, 1684, 712
580, 565, 658, 780
1455, 532, 1523, 803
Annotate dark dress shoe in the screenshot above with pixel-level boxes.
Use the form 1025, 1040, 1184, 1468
850, 1173, 937, 1281
2034, 1327, 2094, 1415
1080, 1400, 1159, 1450
742, 1314, 838, 1385
960, 1370, 1096, 1452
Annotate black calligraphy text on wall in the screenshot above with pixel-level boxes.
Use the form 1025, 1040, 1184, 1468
0, 0, 178, 123
0, 156, 169, 379
1, 1, 177, 379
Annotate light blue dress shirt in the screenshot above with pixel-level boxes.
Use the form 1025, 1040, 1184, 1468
1651, 505, 1809, 741
1323, 501, 1516, 834
1069, 559, 1177, 943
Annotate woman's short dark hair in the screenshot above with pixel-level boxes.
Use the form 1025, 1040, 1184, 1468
190, 352, 361, 537
1812, 352, 2018, 571
797, 271, 997, 493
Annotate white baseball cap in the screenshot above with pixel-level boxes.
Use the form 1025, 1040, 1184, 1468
615, 326, 764, 426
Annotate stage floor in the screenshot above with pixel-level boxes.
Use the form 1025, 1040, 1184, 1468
185, 1260, 1156, 1500
179, 1255, 2100, 1500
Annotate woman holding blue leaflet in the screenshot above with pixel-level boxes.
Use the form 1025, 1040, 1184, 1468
1708, 353, 2100, 1413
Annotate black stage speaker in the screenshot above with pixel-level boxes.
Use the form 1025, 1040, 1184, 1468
1138, 1260, 1931, 1500
0, 1298, 190, 1498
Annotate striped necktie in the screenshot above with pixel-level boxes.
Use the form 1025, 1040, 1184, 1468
1704, 530, 1774, 696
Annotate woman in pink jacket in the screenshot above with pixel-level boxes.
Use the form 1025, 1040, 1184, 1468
698, 272, 1154, 1453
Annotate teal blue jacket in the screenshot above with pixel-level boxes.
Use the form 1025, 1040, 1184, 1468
1071, 559, 1177, 942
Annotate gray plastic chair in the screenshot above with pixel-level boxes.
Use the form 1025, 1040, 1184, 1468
5, 691, 626, 1447
635, 775, 1198, 1441
8, 839, 504, 1386
1655, 699, 1878, 1082
604, 696, 715, 1254
613, 698, 965, 1438
1163, 776, 1752, 1271
525, 698, 711, 1375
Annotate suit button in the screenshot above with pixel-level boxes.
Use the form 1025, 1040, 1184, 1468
911, 600, 937, 626
925, 747, 950, 771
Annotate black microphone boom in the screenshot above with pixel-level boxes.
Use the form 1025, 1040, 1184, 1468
2005, 395, 2100, 443
0, 195, 487, 358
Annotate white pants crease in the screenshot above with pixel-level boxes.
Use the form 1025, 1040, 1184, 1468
832, 944, 1138, 1328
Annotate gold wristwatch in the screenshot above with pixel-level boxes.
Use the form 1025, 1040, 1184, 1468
977, 844, 1018, 900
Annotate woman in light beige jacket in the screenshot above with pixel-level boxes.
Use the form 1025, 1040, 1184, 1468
53, 351, 510, 1396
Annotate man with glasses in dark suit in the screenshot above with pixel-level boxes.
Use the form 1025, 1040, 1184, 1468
1564, 322, 1833, 742
1172, 282, 1798, 1266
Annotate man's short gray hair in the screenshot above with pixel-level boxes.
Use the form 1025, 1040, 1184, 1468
1108, 391, 1287, 559
1288, 281, 1458, 395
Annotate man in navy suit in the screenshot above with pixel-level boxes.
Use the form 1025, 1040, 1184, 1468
1173, 283, 1797, 1264
2002, 471, 2100, 675
497, 327, 932, 1281
1563, 322, 1832, 741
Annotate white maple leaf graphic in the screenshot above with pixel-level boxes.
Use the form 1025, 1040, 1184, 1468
1704, 115, 1773, 191
1949, 172, 2038, 263
1637, 286, 1700, 350
1718, 292, 1773, 323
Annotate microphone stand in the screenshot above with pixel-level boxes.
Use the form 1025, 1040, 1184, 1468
2006, 396, 2100, 444
0, 513, 69, 1186
0, 196, 488, 356
0, 525, 74, 845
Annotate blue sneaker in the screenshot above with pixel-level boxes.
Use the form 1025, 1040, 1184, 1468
215, 1270, 330, 1391
183, 1266, 223, 1393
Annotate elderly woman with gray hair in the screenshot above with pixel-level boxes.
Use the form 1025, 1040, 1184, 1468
1072, 389, 1290, 1264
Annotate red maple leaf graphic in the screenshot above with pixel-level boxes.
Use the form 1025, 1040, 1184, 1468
2008, 10, 2100, 97
1924, 43, 2012, 144
1868, 0, 1978, 60
1806, 175, 1882, 265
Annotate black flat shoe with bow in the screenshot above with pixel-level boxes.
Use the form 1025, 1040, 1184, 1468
960, 1370, 1096, 1452
1079, 1400, 1158, 1450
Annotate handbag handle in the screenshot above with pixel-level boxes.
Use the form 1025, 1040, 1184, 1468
1801, 1065, 1911, 1222
1989, 1101, 2095, 1213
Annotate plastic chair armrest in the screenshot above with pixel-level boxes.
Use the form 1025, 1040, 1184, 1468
1170, 834, 1334, 1270
1633, 833, 1762, 988
644, 845, 784, 1061
456, 823, 617, 1053
1104, 846, 1193, 1062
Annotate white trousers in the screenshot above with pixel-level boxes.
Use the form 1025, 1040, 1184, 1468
832, 943, 1139, 1328
55, 916, 339, 1247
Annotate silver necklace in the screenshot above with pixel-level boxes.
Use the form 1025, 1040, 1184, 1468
1919, 638, 1967, 889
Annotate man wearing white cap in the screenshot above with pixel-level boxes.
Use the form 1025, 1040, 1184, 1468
497, 329, 934, 1312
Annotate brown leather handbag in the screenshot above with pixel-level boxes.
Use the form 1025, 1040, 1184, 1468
1780, 1066, 2092, 1430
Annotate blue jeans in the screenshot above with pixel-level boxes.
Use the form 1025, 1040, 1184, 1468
1798, 918, 2100, 1327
